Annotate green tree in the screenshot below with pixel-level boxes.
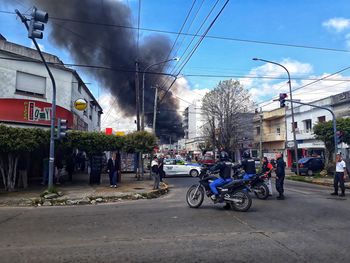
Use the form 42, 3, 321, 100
64, 131, 124, 157
313, 118, 350, 164
0, 125, 49, 191
123, 131, 157, 153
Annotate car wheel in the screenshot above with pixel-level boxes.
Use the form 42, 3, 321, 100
190, 169, 199, 177
307, 169, 313, 176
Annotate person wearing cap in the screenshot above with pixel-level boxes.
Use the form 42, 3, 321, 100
331, 153, 348, 197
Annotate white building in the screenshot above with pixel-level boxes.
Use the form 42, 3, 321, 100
0, 35, 102, 131
286, 92, 349, 166
182, 100, 205, 153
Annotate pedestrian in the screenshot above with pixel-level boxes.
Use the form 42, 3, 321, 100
55, 156, 63, 185
107, 152, 118, 188
331, 153, 348, 197
275, 152, 286, 200
66, 153, 75, 182
158, 155, 165, 183
262, 157, 273, 195
151, 156, 160, 190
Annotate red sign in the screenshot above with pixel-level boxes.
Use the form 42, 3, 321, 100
0, 98, 73, 127
105, 128, 113, 135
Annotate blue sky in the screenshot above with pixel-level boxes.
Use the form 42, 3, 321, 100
1, 0, 350, 127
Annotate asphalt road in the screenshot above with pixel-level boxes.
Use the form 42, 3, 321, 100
0, 177, 350, 263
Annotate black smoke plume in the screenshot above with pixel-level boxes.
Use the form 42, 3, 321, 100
9, 0, 184, 140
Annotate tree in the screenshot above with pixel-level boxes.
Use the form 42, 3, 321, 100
123, 131, 157, 153
64, 131, 124, 157
0, 125, 49, 191
313, 118, 350, 164
201, 79, 255, 158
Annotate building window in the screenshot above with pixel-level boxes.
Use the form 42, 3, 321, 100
16, 71, 46, 97
318, 116, 326, 123
304, 119, 312, 132
256, 127, 261, 135
97, 113, 101, 127
89, 104, 93, 120
276, 127, 281, 134
292, 122, 298, 130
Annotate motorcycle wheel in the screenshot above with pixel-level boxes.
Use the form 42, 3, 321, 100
231, 190, 252, 212
254, 183, 269, 200
186, 184, 204, 208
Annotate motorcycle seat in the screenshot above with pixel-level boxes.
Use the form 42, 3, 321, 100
222, 179, 244, 188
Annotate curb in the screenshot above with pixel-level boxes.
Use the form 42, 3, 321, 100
0, 184, 169, 208
286, 176, 350, 189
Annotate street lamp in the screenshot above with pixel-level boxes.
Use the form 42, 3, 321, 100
252, 58, 299, 175
141, 57, 180, 130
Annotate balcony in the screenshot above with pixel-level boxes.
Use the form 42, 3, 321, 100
263, 108, 285, 120
262, 132, 285, 142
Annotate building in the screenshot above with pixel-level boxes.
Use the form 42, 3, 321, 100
182, 100, 205, 154
253, 108, 286, 161
0, 36, 102, 131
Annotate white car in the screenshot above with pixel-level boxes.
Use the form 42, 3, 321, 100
163, 160, 201, 177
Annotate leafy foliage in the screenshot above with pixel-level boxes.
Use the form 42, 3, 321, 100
123, 131, 157, 153
313, 118, 350, 162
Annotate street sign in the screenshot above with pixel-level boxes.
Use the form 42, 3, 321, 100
74, 98, 88, 111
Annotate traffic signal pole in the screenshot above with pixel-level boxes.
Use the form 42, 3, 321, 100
285, 99, 338, 160
16, 8, 56, 191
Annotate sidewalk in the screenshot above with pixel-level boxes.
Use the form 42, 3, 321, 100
0, 172, 168, 207
285, 169, 350, 189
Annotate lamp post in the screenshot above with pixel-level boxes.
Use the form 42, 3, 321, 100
141, 57, 179, 130
253, 58, 299, 175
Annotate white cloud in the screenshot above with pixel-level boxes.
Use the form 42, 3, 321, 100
99, 93, 137, 133
244, 59, 350, 111
30, 42, 45, 51
346, 33, 350, 49
322, 17, 350, 33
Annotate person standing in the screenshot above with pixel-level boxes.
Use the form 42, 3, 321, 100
262, 157, 273, 195
158, 155, 165, 183
331, 153, 348, 197
275, 152, 286, 200
151, 156, 160, 190
107, 153, 118, 188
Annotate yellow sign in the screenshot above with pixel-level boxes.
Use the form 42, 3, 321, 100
74, 98, 88, 111
115, 131, 125, 136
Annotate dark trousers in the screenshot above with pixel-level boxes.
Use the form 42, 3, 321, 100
276, 175, 285, 196
159, 170, 164, 182
109, 171, 117, 185
334, 172, 345, 194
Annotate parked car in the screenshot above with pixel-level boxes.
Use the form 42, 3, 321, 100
164, 160, 201, 177
198, 155, 215, 165
291, 157, 325, 176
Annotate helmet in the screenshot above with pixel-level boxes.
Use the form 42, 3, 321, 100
242, 151, 250, 159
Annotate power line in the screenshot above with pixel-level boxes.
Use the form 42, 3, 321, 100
159, 0, 230, 104
1, 9, 349, 53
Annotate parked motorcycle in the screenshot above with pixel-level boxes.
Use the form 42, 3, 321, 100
186, 167, 252, 212
232, 165, 269, 200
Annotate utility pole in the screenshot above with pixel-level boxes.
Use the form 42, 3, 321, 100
16, 8, 57, 191
135, 61, 142, 180
152, 86, 158, 133
259, 108, 263, 169
135, 61, 140, 131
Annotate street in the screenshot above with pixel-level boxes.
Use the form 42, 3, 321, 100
0, 178, 350, 263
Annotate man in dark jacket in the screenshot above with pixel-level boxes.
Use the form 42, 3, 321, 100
209, 157, 233, 202
275, 153, 286, 200
107, 153, 118, 188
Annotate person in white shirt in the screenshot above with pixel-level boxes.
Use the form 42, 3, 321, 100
151, 156, 160, 190
331, 153, 348, 197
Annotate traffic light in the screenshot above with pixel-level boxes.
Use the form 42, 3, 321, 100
28, 7, 48, 39
57, 118, 68, 139
279, 93, 288, 108
336, 131, 343, 144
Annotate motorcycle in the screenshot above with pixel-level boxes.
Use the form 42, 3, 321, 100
232, 165, 269, 200
186, 166, 252, 212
